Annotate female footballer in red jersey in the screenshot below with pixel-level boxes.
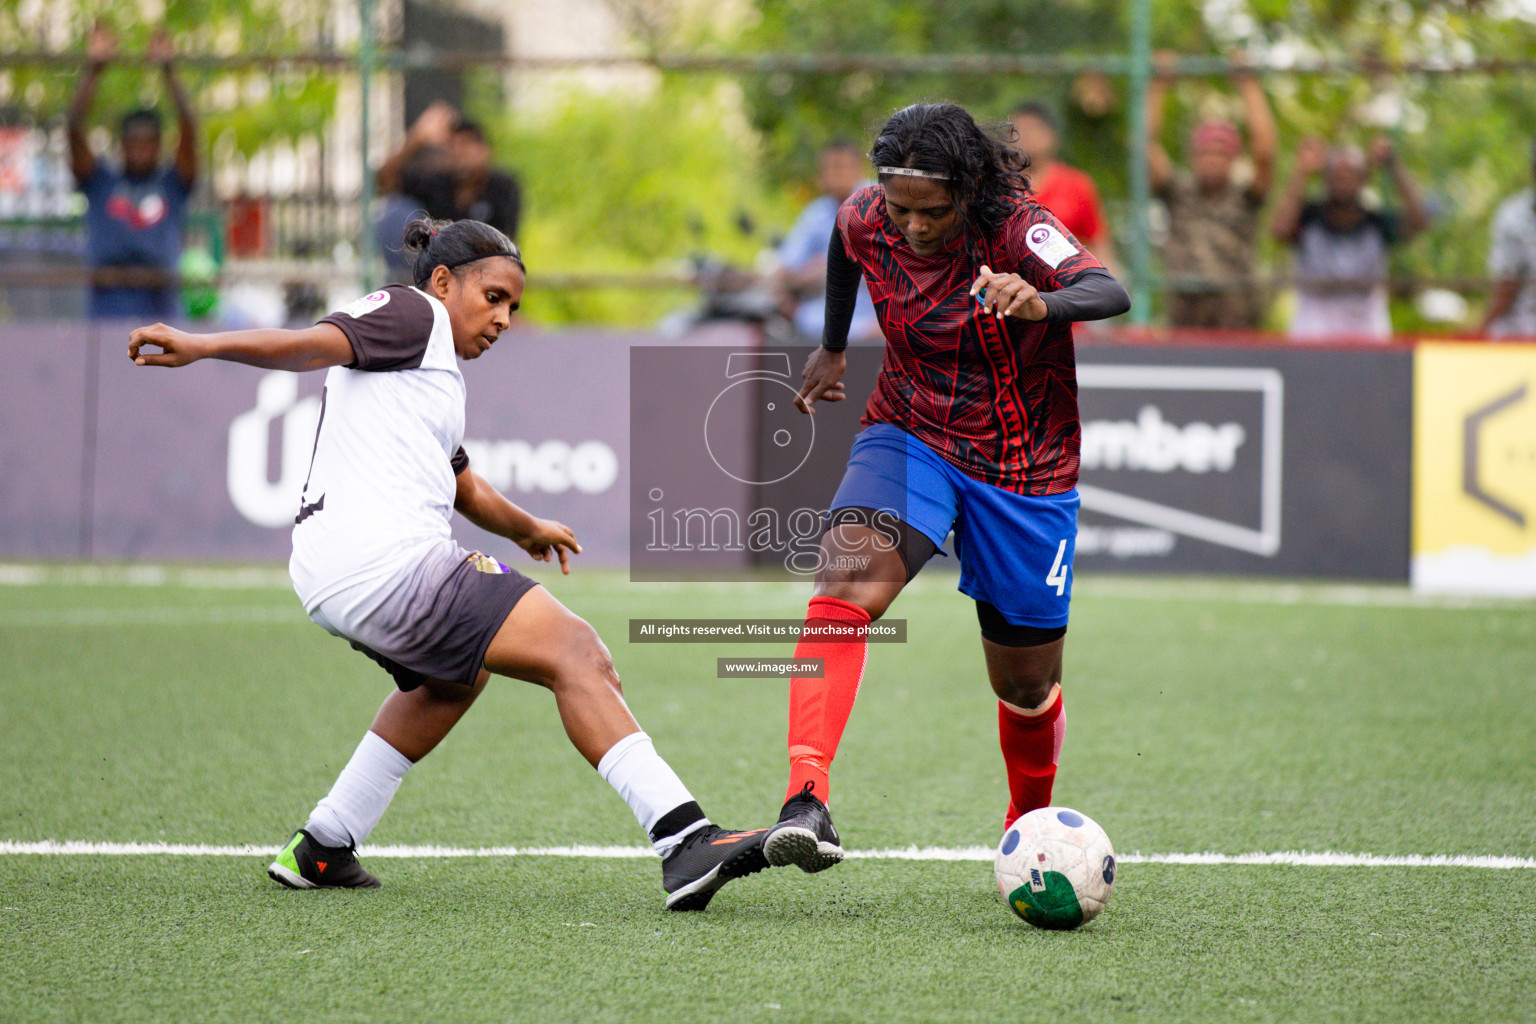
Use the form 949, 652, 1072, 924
761, 103, 1130, 872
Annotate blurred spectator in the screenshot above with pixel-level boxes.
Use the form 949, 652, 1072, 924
378, 101, 520, 248
1272, 135, 1428, 341
1146, 52, 1276, 330
68, 25, 197, 320
1010, 101, 1116, 270
775, 139, 879, 344
1480, 140, 1536, 339
375, 143, 452, 283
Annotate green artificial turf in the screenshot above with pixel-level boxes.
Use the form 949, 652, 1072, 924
1, 567, 1533, 1023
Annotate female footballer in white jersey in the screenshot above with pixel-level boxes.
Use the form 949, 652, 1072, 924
127, 217, 768, 910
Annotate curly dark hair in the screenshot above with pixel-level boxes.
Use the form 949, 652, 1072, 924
869, 102, 1031, 240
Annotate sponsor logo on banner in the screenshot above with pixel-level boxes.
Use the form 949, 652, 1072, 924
227, 372, 322, 528
226, 372, 619, 530
1076, 365, 1284, 557
459, 439, 619, 495
1412, 343, 1536, 595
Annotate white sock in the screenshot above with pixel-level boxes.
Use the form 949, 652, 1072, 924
596, 731, 708, 856
305, 731, 414, 849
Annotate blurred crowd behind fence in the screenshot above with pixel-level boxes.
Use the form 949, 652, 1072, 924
2, 0, 1536, 336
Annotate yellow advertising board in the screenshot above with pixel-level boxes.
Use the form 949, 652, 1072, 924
1413, 342, 1536, 594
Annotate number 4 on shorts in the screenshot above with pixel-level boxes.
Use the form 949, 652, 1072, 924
1045, 539, 1069, 597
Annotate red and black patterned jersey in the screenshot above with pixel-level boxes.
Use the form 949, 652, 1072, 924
837, 185, 1104, 496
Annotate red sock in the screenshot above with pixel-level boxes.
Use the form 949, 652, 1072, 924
998, 688, 1065, 830
785, 596, 872, 805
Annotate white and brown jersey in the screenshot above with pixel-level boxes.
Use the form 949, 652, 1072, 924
289, 284, 472, 617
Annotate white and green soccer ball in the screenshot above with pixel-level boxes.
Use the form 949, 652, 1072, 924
994, 806, 1116, 930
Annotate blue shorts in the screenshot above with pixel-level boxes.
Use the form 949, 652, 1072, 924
828, 423, 1078, 628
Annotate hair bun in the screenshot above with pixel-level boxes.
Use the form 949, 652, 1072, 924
402, 215, 449, 254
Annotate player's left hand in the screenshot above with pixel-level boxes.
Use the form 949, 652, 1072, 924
518, 519, 581, 574
128, 323, 205, 366
971, 265, 1047, 322
795, 346, 847, 414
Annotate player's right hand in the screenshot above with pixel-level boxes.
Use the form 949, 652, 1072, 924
518, 518, 581, 575
795, 346, 847, 415
128, 323, 203, 367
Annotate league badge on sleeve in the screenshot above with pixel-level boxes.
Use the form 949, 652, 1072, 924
339, 290, 392, 319
1026, 224, 1078, 269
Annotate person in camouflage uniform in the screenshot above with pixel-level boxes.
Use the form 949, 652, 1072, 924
1145, 53, 1277, 330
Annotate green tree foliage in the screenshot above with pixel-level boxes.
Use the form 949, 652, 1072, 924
729, 0, 1132, 188
7, 0, 1534, 328
720, 0, 1536, 324
0, 0, 336, 157
481, 78, 795, 326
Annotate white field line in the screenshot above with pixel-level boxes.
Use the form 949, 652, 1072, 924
0, 840, 1532, 870
0, 606, 306, 627
3, 563, 1534, 611
0, 564, 294, 589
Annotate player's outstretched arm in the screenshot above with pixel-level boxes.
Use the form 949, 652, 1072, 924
1039, 271, 1131, 323
796, 227, 857, 414
971, 265, 1129, 324
128, 322, 354, 372
453, 467, 581, 574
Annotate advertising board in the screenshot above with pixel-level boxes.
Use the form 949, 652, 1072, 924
1412, 342, 1536, 595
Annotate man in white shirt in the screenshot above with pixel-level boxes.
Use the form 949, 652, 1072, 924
1481, 141, 1536, 340
1272, 135, 1428, 341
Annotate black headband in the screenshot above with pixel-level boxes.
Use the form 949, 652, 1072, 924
441, 249, 523, 271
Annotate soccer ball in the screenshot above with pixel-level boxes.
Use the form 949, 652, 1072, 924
994, 806, 1116, 930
